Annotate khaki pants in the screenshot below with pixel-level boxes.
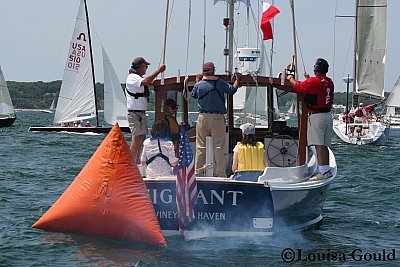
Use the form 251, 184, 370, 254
195, 113, 226, 177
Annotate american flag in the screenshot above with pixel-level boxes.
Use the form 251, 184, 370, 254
176, 127, 198, 232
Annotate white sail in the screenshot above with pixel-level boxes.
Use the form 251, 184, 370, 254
287, 100, 296, 114
0, 65, 15, 117
53, 0, 96, 124
49, 95, 56, 111
102, 47, 129, 127
242, 45, 269, 117
355, 0, 387, 98
386, 75, 400, 108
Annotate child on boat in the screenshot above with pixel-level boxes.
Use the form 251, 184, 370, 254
231, 123, 267, 181
141, 120, 178, 178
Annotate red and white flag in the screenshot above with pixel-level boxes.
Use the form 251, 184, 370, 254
176, 127, 198, 233
260, 1, 280, 40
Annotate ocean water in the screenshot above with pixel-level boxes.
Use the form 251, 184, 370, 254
1, 110, 399, 266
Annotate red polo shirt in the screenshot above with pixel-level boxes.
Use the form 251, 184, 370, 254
293, 74, 334, 112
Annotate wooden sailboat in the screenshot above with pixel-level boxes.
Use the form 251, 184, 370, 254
0, 65, 16, 127
141, 0, 337, 235
333, 0, 387, 145
29, 0, 129, 133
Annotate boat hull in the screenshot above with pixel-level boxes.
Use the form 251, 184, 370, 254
144, 177, 332, 235
28, 126, 131, 133
333, 119, 386, 145
0, 117, 16, 127
384, 125, 400, 137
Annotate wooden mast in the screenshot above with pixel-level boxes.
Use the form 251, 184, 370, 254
289, 0, 307, 165
83, 0, 99, 127
161, 0, 170, 84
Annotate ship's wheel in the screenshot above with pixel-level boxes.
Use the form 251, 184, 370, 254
267, 135, 298, 167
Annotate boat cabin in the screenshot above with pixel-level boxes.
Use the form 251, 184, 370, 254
152, 73, 309, 173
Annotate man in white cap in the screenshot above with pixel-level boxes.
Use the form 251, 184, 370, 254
126, 56, 166, 163
191, 61, 242, 177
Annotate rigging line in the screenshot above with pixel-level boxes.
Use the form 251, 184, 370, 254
269, 0, 275, 78
294, 29, 306, 75
184, 0, 192, 76
183, 0, 192, 101
333, 0, 340, 84
249, 6, 271, 73
202, 0, 207, 67
339, 26, 355, 93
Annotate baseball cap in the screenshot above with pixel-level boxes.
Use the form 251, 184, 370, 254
132, 57, 150, 66
202, 62, 215, 73
165, 98, 178, 108
240, 123, 255, 135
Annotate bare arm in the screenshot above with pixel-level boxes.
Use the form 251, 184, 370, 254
233, 73, 241, 89
232, 151, 238, 172
141, 64, 166, 86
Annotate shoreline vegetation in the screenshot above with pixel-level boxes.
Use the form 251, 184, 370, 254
7, 80, 385, 111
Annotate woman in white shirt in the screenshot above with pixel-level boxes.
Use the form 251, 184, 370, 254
141, 120, 178, 178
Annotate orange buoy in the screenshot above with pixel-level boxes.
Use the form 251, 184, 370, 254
32, 123, 166, 246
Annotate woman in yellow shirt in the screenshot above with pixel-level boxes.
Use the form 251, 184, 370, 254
232, 123, 267, 181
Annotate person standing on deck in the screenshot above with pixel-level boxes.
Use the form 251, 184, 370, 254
286, 58, 334, 181
191, 62, 242, 177
126, 57, 166, 163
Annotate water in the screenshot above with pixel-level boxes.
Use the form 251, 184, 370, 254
1, 111, 400, 266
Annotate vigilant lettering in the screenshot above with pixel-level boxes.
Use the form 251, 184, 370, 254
148, 188, 243, 206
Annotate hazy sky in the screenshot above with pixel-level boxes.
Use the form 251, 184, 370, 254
0, 0, 399, 92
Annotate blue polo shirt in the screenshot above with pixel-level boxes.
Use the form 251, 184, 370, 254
191, 79, 237, 113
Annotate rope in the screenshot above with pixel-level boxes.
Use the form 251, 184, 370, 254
295, 29, 306, 75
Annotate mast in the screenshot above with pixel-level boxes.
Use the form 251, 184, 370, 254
226, 0, 235, 128
161, 0, 169, 84
352, 0, 359, 108
290, 0, 298, 79
227, 0, 235, 75
83, 0, 99, 127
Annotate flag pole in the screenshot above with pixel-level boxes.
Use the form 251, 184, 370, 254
162, 0, 170, 85
290, 0, 298, 79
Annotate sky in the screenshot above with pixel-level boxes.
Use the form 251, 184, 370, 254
0, 0, 399, 93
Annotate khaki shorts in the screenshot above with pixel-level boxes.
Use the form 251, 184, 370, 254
307, 112, 333, 146
128, 111, 147, 136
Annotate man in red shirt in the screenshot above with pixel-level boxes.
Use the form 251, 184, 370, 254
286, 58, 334, 181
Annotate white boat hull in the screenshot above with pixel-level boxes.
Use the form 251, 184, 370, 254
144, 149, 337, 236
333, 118, 386, 145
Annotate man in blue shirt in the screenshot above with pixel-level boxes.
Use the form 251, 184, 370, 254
191, 62, 241, 177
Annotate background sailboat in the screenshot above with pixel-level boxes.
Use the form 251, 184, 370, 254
0, 65, 16, 127
287, 100, 296, 115
333, 0, 387, 145
383, 75, 400, 136
102, 47, 129, 128
39, 94, 57, 114
29, 0, 129, 133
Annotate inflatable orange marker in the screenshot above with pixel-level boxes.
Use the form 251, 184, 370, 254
32, 123, 166, 247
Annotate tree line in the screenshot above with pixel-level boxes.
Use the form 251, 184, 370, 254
7, 80, 386, 110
